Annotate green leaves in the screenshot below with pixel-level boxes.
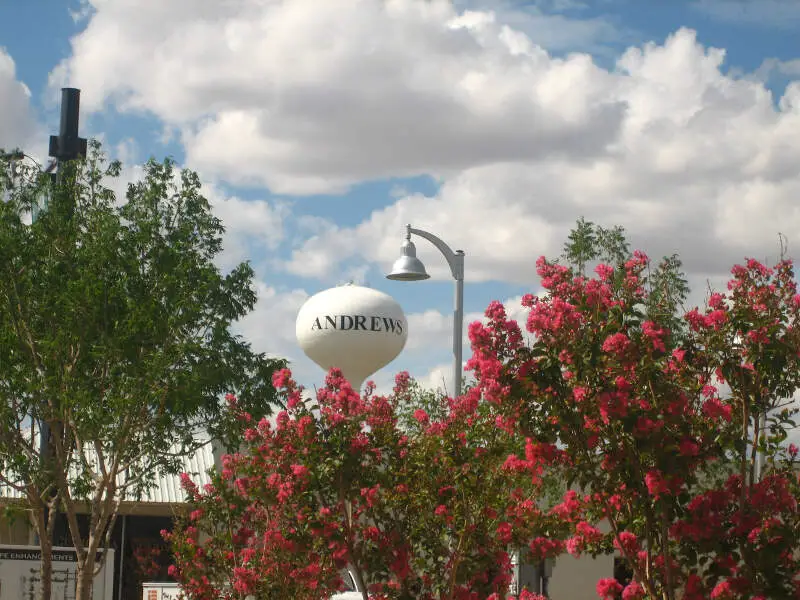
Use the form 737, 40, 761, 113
562, 217, 598, 276
0, 142, 284, 566
562, 218, 631, 276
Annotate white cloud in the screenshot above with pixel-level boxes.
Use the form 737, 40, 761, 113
453, 0, 626, 55
206, 188, 289, 271
406, 307, 482, 352
0, 49, 42, 156
418, 362, 457, 395
754, 57, 800, 82
42, 2, 800, 394
236, 281, 309, 359
52, 0, 624, 194
284, 29, 800, 285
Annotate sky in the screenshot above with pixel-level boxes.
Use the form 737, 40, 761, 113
1, 0, 799, 394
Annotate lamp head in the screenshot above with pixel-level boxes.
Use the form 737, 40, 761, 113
387, 238, 430, 281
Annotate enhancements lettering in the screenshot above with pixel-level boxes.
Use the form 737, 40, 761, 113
311, 315, 404, 335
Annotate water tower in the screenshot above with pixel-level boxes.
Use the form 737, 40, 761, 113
296, 284, 408, 390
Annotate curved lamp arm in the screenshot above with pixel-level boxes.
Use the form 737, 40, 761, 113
407, 225, 464, 281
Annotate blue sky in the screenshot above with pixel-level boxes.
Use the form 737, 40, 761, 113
1, 0, 799, 391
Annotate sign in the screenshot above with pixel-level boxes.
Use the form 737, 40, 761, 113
0, 545, 114, 600
310, 315, 404, 334
141, 583, 180, 600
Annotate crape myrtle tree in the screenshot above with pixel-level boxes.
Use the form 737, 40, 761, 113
167, 369, 565, 600
170, 218, 800, 600
0, 142, 285, 600
468, 221, 800, 599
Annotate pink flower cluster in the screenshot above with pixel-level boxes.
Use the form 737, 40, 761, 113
466, 254, 800, 600
169, 250, 800, 600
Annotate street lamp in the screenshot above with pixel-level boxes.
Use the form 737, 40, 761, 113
387, 224, 465, 397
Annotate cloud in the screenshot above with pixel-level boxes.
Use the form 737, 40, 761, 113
753, 57, 800, 82
0, 49, 42, 155
417, 362, 457, 395
284, 29, 800, 285
52, 0, 624, 194
45, 3, 800, 392
235, 281, 309, 359
453, 0, 627, 55
205, 187, 289, 271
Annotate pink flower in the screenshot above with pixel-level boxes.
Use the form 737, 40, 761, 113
413, 409, 429, 425
602, 333, 631, 356
613, 531, 639, 555
641, 321, 666, 352
565, 536, 582, 556
634, 417, 661, 436
710, 580, 734, 599
596, 577, 623, 599
622, 581, 645, 600
271, 368, 294, 390
521, 293, 538, 307
595, 263, 614, 281
528, 537, 564, 560
645, 470, 669, 497
679, 438, 701, 457
360, 485, 380, 507
179, 472, 198, 498
708, 292, 725, 309
496, 522, 513, 544
702, 398, 733, 422
576, 521, 603, 542
290, 464, 309, 478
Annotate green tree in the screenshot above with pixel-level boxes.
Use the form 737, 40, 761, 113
562, 218, 689, 335
561, 216, 599, 276
0, 142, 285, 600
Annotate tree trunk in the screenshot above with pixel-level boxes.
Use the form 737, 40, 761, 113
75, 558, 95, 600
39, 533, 53, 600
31, 495, 57, 600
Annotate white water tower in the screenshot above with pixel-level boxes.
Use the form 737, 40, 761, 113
296, 284, 408, 390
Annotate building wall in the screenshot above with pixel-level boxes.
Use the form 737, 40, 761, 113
0, 513, 31, 545
548, 552, 615, 600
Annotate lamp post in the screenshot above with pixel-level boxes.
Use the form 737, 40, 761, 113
387, 224, 465, 397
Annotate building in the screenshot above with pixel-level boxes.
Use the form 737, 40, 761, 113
0, 436, 220, 600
